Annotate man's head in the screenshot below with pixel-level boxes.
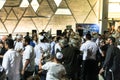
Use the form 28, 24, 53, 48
103, 30, 109, 38
59, 38, 68, 48
55, 52, 63, 62
4, 39, 14, 49
16, 35, 22, 41
107, 37, 116, 45
23, 37, 31, 46
85, 33, 92, 40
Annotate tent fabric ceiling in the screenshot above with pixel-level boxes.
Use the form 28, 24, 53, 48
4, 0, 21, 7
0, 0, 102, 35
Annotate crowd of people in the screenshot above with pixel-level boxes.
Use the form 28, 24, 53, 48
0, 26, 120, 80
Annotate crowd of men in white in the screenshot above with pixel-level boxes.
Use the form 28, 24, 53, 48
0, 26, 120, 80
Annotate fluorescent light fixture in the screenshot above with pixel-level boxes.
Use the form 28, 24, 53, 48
109, 3, 120, 12
20, 0, 29, 7
109, 0, 120, 2
31, 0, 39, 12
0, 0, 6, 9
55, 8, 72, 15
54, 0, 62, 7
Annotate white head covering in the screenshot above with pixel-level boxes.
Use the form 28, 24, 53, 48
56, 52, 63, 59
39, 35, 44, 40
16, 35, 21, 39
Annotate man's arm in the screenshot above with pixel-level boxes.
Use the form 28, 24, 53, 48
0, 55, 3, 58
103, 46, 113, 69
21, 59, 30, 75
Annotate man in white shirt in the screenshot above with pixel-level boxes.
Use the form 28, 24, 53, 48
2, 39, 21, 80
39, 52, 66, 80
14, 35, 24, 53
50, 36, 56, 55
80, 33, 98, 80
34, 36, 50, 80
54, 36, 62, 53
21, 37, 35, 80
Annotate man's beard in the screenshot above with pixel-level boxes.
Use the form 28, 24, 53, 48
23, 43, 26, 47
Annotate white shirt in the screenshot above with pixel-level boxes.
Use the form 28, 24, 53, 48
22, 45, 35, 71
42, 61, 66, 80
50, 41, 56, 54
55, 43, 61, 53
95, 38, 100, 46
33, 40, 38, 45
80, 40, 98, 60
117, 45, 120, 49
34, 42, 50, 65
2, 49, 21, 80
14, 41, 23, 51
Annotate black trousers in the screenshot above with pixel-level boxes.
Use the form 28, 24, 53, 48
80, 59, 98, 80
21, 71, 34, 80
105, 69, 119, 80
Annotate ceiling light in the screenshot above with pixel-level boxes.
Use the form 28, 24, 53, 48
20, 0, 29, 7
0, 0, 6, 9
109, 3, 120, 12
55, 8, 72, 15
31, 0, 39, 12
54, 0, 62, 7
109, 0, 120, 2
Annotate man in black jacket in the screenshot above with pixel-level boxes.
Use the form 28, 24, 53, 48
59, 38, 81, 80
99, 37, 120, 80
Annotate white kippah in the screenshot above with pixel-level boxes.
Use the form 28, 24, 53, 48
56, 52, 63, 59
16, 35, 21, 39
39, 35, 44, 40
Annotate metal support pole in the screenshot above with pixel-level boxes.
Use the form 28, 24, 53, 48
100, 0, 108, 34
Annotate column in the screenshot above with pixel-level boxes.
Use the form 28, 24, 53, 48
100, 0, 108, 34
